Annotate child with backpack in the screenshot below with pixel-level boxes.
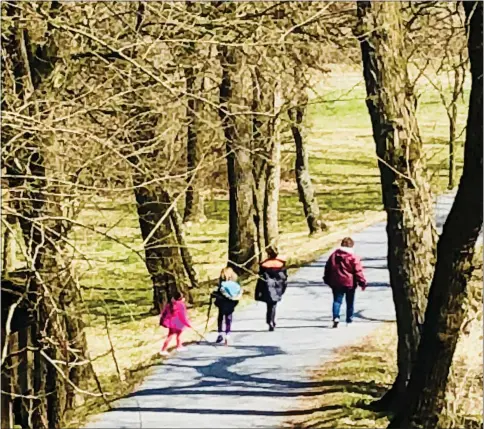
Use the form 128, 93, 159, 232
212, 267, 242, 345
159, 291, 191, 356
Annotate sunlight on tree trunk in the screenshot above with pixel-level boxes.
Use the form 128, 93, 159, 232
219, 42, 258, 275
357, 0, 438, 411
388, 3, 483, 427
288, 89, 326, 236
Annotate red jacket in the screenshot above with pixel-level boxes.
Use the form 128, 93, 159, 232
324, 247, 367, 290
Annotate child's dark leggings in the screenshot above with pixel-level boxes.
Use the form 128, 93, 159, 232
217, 311, 233, 334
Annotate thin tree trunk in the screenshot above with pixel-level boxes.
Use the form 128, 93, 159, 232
251, 67, 281, 255
389, 4, 483, 428
448, 44, 466, 191
448, 110, 457, 190
264, 134, 281, 250
183, 48, 206, 224
288, 93, 326, 235
357, 1, 437, 412
1, 212, 17, 276
218, 44, 258, 275
170, 207, 199, 291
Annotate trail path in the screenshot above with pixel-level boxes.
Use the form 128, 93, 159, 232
85, 193, 455, 429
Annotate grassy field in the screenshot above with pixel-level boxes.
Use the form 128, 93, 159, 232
287, 265, 483, 429
57, 65, 470, 425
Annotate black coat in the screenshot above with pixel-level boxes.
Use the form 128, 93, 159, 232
255, 260, 288, 303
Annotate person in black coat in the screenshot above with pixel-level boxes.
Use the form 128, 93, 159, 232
255, 246, 288, 331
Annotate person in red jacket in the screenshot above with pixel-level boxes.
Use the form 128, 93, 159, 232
323, 237, 367, 328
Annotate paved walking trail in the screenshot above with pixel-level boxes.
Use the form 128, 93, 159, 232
85, 194, 455, 429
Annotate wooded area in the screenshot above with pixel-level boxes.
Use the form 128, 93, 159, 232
1, 2, 482, 429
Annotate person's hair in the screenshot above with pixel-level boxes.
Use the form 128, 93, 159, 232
169, 290, 183, 311
341, 237, 354, 248
266, 245, 278, 259
220, 266, 238, 282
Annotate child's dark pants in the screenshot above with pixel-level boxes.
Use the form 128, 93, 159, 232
266, 302, 277, 327
217, 311, 233, 334
216, 299, 237, 334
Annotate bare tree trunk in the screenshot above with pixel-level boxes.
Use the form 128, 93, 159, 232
2, 3, 88, 426
126, 4, 197, 308
357, 1, 438, 412
218, 44, 258, 275
264, 130, 281, 250
389, 4, 483, 428
170, 207, 199, 292
288, 92, 326, 235
134, 185, 194, 310
1, 213, 17, 276
448, 58, 465, 190
251, 67, 281, 256
183, 46, 206, 224
448, 105, 457, 190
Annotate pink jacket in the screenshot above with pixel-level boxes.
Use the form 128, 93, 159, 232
160, 300, 191, 331
324, 247, 367, 290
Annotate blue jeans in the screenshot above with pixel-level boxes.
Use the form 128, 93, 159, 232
332, 286, 356, 323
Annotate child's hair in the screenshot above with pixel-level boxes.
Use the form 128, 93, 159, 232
169, 290, 183, 311
266, 245, 279, 259
341, 237, 354, 248
220, 266, 238, 282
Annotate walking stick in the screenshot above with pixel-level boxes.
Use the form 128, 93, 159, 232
203, 293, 214, 336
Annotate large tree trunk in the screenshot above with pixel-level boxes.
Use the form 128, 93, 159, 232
357, 1, 438, 411
134, 186, 193, 310
288, 91, 326, 235
183, 45, 206, 224
2, 3, 88, 427
218, 44, 258, 275
126, 5, 197, 308
126, 108, 197, 309
389, 4, 483, 428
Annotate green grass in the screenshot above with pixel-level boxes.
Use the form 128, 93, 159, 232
54, 65, 469, 425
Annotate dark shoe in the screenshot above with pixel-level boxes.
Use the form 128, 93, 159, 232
269, 325, 275, 332
216, 334, 224, 344
333, 318, 340, 328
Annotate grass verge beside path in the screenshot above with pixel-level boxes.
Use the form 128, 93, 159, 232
287, 267, 483, 429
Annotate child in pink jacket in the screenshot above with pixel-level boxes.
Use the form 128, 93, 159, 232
159, 291, 191, 356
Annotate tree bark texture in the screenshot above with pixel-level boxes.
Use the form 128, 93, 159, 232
389, 3, 483, 428
251, 67, 281, 256
447, 60, 465, 190
2, 3, 88, 427
134, 186, 194, 309
125, 109, 197, 309
218, 45, 258, 275
288, 90, 326, 235
357, 1, 438, 411
183, 45, 206, 224
1, 212, 17, 276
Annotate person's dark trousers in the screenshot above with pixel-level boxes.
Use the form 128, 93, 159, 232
217, 310, 233, 334
332, 286, 356, 323
266, 302, 277, 327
